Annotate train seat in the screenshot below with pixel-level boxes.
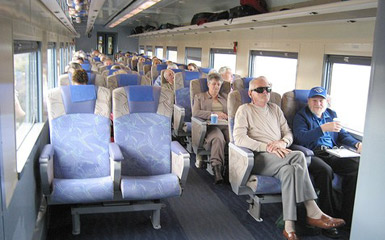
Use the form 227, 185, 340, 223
281, 90, 342, 191
227, 88, 282, 222
106, 73, 142, 90
59, 71, 100, 86
151, 64, 168, 83
190, 77, 231, 169
113, 85, 189, 229
40, 85, 118, 234
173, 71, 203, 151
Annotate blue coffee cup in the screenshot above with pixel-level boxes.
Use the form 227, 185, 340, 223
210, 113, 218, 124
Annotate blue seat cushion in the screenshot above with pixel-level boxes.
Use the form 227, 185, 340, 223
253, 175, 281, 194
50, 176, 113, 204
121, 174, 181, 200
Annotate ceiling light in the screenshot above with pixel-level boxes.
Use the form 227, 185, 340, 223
109, 0, 162, 28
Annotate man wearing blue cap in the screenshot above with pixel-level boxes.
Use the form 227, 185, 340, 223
293, 86, 361, 233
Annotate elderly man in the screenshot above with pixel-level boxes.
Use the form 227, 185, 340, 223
218, 66, 234, 84
293, 86, 361, 230
192, 73, 229, 184
234, 77, 345, 240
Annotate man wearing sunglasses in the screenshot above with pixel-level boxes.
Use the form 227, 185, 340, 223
293, 86, 361, 233
233, 77, 345, 240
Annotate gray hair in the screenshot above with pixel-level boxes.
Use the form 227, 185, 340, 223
218, 66, 232, 75
68, 62, 82, 71
207, 72, 223, 84
167, 63, 178, 69
249, 76, 270, 91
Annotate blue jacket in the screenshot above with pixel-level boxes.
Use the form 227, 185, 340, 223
293, 106, 359, 150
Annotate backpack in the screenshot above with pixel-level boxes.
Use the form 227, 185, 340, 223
191, 12, 215, 25
229, 5, 259, 20
240, 0, 268, 14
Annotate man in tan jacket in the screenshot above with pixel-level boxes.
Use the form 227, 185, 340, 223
233, 76, 345, 240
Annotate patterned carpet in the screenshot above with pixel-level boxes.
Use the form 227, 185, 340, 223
47, 155, 350, 240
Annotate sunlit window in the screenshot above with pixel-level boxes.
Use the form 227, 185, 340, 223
47, 43, 56, 89
326, 55, 371, 135
210, 48, 236, 73
13, 41, 39, 149
185, 47, 202, 67
167, 46, 177, 63
60, 43, 65, 74
146, 46, 153, 58
250, 51, 298, 96
139, 46, 145, 54
155, 46, 163, 59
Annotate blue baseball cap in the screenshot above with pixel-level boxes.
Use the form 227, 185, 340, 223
308, 87, 327, 99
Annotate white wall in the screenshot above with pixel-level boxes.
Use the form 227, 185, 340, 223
138, 19, 374, 88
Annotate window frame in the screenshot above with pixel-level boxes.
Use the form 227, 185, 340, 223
47, 42, 57, 89
139, 45, 145, 54
185, 47, 202, 66
166, 46, 178, 62
155, 46, 163, 59
209, 48, 237, 71
324, 54, 371, 135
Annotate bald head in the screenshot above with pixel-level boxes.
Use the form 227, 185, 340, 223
249, 76, 269, 91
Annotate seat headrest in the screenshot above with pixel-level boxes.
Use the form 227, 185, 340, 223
198, 78, 209, 92
171, 69, 183, 73
81, 63, 91, 71
242, 77, 254, 89
156, 64, 168, 72
199, 67, 212, 74
117, 74, 140, 87
144, 61, 152, 65
61, 85, 96, 114
239, 89, 251, 104
294, 90, 310, 103
125, 86, 160, 113
93, 57, 100, 62
183, 71, 201, 88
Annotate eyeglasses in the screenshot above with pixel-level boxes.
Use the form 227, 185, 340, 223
251, 86, 272, 93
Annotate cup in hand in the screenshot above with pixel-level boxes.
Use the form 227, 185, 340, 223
211, 113, 218, 124
333, 118, 342, 130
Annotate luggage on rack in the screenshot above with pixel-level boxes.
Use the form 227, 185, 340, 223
228, 5, 259, 19
240, 0, 268, 14
158, 23, 179, 30
191, 12, 215, 25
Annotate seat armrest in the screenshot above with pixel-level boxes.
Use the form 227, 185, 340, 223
39, 144, 54, 196
109, 143, 123, 191
171, 141, 190, 187
290, 144, 314, 156
173, 104, 185, 136
191, 117, 207, 154
229, 143, 254, 195
290, 144, 313, 165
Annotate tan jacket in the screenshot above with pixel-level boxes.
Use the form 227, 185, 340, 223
192, 91, 228, 120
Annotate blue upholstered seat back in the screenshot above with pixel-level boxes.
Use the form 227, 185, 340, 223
157, 64, 167, 72
294, 89, 310, 114
108, 69, 118, 76
171, 68, 183, 73
81, 63, 91, 71
175, 71, 201, 122
51, 86, 110, 179
199, 67, 212, 74
242, 77, 254, 89
117, 73, 141, 87
114, 86, 171, 176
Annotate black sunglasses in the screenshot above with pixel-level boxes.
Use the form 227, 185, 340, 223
251, 87, 272, 93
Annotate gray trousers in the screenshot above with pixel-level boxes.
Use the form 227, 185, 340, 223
252, 151, 317, 221
204, 126, 229, 167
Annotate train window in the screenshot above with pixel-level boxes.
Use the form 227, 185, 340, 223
155, 46, 163, 59
210, 48, 236, 72
13, 40, 40, 150
139, 46, 145, 54
325, 55, 371, 135
47, 42, 57, 89
185, 47, 202, 67
60, 43, 65, 74
146, 46, 153, 57
250, 51, 298, 95
167, 46, 177, 62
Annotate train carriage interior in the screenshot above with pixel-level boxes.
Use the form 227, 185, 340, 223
0, 0, 385, 239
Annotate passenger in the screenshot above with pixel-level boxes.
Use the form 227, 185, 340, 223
152, 58, 161, 66
154, 64, 178, 87
158, 69, 175, 91
72, 69, 88, 85
293, 86, 360, 230
104, 58, 113, 66
187, 63, 199, 71
218, 66, 234, 84
233, 77, 345, 240
192, 73, 229, 184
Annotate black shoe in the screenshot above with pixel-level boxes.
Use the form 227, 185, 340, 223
322, 228, 340, 239
213, 165, 223, 184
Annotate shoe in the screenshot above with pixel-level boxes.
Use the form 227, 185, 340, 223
213, 165, 223, 184
306, 214, 345, 229
322, 228, 340, 239
283, 230, 299, 240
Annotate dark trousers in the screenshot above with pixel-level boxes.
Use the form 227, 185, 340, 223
310, 154, 359, 226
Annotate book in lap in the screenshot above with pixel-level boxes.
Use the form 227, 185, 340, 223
326, 148, 360, 158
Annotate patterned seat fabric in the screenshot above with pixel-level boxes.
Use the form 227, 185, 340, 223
46, 85, 113, 204
106, 73, 141, 90
113, 85, 181, 200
